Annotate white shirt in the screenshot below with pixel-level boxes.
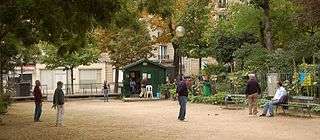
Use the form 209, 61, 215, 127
273, 86, 287, 100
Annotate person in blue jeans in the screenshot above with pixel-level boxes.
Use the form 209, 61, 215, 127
33, 80, 42, 122
260, 81, 287, 117
176, 76, 188, 121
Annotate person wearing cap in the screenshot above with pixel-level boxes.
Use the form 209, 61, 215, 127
52, 81, 65, 127
245, 74, 261, 115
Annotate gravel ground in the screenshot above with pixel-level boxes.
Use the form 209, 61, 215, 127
0, 99, 320, 140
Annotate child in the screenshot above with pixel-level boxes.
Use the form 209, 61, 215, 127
52, 81, 65, 127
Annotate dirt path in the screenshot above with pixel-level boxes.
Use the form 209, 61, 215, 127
0, 99, 320, 140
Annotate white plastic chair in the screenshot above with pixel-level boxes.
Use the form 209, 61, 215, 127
146, 85, 153, 98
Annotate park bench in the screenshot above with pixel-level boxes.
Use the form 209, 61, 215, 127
276, 96, 317, 117
224, 94, 246, 109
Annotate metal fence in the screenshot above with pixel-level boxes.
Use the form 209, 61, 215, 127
256, 73, 319, 98
9, 83, 122, 97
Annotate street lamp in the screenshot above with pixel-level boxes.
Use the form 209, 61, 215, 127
176, 26, 185, 37
175, 26, 185, 76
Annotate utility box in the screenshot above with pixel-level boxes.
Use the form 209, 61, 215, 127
267, 73, 278, 96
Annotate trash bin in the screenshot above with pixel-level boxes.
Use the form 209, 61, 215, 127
202, 80, 212, 96
15, 82, 31, 97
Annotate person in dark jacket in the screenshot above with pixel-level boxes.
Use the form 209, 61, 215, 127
33, 80, 42, 122
103, 81, 110, 102
176, 76, 188, 121
52, 81, 65, 127
245, 74, 261, 115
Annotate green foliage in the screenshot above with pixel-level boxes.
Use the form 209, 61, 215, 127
311, 105, 320, 114
202, 64, 226, 77
0, 86, 14, 114
94, 1, 153, 69
159, 83, 176, 99
189, 92, 227, 105
40, 41, 100, 70
227, 71, 249, 94
234, 44, 270, 73
178, 0, 211, 58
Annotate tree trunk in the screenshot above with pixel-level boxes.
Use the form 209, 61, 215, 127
71, 67, 74, 94
66, 68, 69, 95
259, 21, 266, 48
114, 68, 119, 93
199, 58, 202, 75
0, 61, 3, 94
169, 18, 180, 80
173, 43, 180, 79
263, 0, 273, 50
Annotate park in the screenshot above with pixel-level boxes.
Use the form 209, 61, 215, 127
1, 0, 320, 140
1, 100, 320, 140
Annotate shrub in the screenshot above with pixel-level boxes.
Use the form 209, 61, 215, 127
311, 105, 320, 114
189, 92, 227, 105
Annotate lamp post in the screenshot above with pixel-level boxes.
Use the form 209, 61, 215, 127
175, 26, 185, 76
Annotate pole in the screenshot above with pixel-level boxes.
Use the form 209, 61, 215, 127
66, 68, 69, 95
199, 58, 202, 75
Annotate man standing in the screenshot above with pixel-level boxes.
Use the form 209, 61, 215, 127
260, 81, 287, 117
245, 74, 261, 115
52, 81, 65, 127
33, 80, 42, 122
103, 81, 110, 102
177, 76, 188, 121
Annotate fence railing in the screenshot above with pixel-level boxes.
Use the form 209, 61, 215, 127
10, 83, 122, 97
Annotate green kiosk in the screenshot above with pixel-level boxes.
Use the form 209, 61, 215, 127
122, 59, 167, 97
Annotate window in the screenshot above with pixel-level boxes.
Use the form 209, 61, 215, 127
79, 69, 101, 89
159, 45, 168, 60
40, 70, 66, 90
218, 0, 227, 8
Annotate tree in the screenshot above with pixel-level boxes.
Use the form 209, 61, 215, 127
94, 1, 153, 93
178, 0, 211, 73
0, 0, 122, 92
40, 41, 100, 94
251, 0, 273, 50
295, 0, 320, 36
138, 0, 188, 78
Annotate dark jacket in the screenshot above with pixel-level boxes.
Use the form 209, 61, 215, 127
33, 86, 42, 104
176, 80, 188, 97
53, 88, 65, 105
245, 79, 261, 95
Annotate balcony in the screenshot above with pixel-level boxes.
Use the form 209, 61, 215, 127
158, 55, 173, 63
158, 55, 170, 60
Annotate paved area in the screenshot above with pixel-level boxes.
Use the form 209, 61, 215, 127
0, 99, 320, 140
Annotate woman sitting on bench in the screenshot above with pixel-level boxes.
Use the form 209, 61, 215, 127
260, 81, 287, 117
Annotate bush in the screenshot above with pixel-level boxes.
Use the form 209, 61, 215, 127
311, 105, 320, 114
159, 83, 176, 99
189, 92, 227, 105
0, 86, 14, 114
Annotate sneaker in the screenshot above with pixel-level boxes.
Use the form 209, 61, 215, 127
259, 114, 266, 117
267, 114, 274, 117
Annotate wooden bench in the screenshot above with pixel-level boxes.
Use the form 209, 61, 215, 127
224, 94, 246, 109
276, 96, 317, 117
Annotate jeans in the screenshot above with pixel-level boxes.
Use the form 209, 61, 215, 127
178, 96, 188, 120
263, 100, 280, 115
103, 89, 109, 102
34, 103, 42, 121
